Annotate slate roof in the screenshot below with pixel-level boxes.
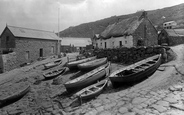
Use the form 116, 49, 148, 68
165, 29, 184, 37
6, 25, 60, 40
61, 37, 92, 47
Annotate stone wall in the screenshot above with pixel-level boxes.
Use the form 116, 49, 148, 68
133, 18, 158, 46
168, 36, 184, 46
15, 38, 58, 66
0, 52, 18, 73
93, 46, 167, 64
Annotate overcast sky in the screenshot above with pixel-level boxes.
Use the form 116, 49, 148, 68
0, 0, 183, 34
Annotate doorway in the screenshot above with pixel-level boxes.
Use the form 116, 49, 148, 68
39, 48, 43, 57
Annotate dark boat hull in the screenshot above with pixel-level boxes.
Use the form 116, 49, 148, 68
109, 54, 162, 87
65, 70, 106, 92
65, 62, 111, 92
0, 85, 30, 107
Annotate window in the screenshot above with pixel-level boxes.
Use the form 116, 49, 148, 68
104, 42, 107, 48
101, 42, 102, 46
25, 51, 29, 60
119, 41, 122, 47
112, 41, 114, 48
125, 41, 127, 44
51, 46, 54, 54
6, 36, 9, 42
6, 36, 9, 45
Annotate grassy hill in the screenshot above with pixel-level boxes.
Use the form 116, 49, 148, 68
58, 3, 184, 38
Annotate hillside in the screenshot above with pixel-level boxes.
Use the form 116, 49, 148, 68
58, 3, 184, 38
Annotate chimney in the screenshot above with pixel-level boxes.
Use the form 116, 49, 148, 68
139, 11, 147, 20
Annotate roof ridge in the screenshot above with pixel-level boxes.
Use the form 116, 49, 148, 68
172, 29, 180, 36
7, 25, 54, 33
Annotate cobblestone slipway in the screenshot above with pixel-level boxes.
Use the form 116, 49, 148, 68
0, 46, 184, 115
70, 45, 184, 115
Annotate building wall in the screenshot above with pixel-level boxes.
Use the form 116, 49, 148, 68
0, 27, 16, 49
14, 38, 58, 65
133, 19, 158, 46
158, 30, 169, 45
0, 52, 18, 73
163, 21, 177, 29
158, 29, 184, 46
95, 36, 133, 49
111, 36, 133, 48
168, 36, 184, 46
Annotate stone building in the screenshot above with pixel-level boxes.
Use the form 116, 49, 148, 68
163, 21, 177, 29
0, 25, 61, 66
158, 29, 184, 46
93, 11, 158, 49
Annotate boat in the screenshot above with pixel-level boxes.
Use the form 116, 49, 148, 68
78, 58, 108, 71
67, 56, 96, 70
0, 85, 30, 107
43, 67, 66, 80
109, 54, 162, 87
75, 79, 108, 100
64, 62, 111, 92
44, 58, 63, 70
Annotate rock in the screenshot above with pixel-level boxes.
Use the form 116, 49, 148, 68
118, 107, 128, 114
132, 97, 147, 104
85, 109, 98, 115
156, 100, 170, 107
46, 107, 54, 112
132, 108, 145, 114
123, 112, 136, 115
169, 85, 183, 91
151, 104, 167, 113
164, 97, 178, 104
104, 102, 116, 110
117, 101, 125, 106
92, 102, 102, 108
95, 106, 104, 112
99, 110, 112, 115
170, 103, 184, 111
173, 85, 183, 91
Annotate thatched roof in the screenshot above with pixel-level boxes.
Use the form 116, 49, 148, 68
100, 16, 144, 39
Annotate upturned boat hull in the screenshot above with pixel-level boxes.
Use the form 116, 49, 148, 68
0, 85, 30, 107
44, 59, 62, 70
78, 58, 107, 71
67, 56, 96, 70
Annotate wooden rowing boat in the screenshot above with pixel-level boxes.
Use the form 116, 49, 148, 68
43, 67, 66, 80
109, 54, 162, 87
78, 58, 107, 71
44, 58, 63, 70
64, 62, 111, 92
67, 56, 96, 70
0, 85, 30, 107
75, 79, 108, 100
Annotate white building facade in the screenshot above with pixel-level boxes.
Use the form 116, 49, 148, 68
95, 35, 133, 49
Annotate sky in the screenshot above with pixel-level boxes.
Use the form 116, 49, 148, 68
0, 0, 183, 34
